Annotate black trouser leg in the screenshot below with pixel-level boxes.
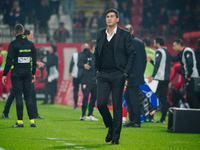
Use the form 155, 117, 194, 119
88, 84, 97, 116
22, 73, 34, 120
3, 89, 15, 115
73, 78, 81, 107
11, 72, 23, 120
97, 73, 112, 128
124, 89, 133, 121
31, 83, 38, 117
50, 80, 57, 104
156, 81, 169, 122
124, 86, 141, 124
172, 89, 181, 107
97, 71, 125, 140
81, 84, 91, 117
186, 79, 199, 108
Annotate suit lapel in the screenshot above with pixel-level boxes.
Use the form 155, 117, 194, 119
98, 30, 106, 55
114, 27, 121, 53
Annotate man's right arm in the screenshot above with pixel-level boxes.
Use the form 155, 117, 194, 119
152, 51, 162, 78
69, 55, 74, 74
95, 31, 100, 74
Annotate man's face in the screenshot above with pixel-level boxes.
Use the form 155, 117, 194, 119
173, 42, 180, 52
153, 40, 158, 49
27, 31, 33, 41
49, 46, 53, 53
106, 12, 119, 27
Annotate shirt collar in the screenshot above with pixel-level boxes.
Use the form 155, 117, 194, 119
106, 26, 117, 36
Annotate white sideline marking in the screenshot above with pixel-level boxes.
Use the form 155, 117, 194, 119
0, 147, 5, 150
64, 143, 75, 146
75, 146, 85, 149
46, 138, 58, 140
56, 141, 65, 142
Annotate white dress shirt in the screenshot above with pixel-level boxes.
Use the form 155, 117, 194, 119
106, 26, 117, 42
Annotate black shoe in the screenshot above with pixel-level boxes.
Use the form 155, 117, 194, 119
111, 138, 119, 145
105, 127, 113, 142
12, 122, 24, 127
30, 122, 36, 127
34, 116, 44, 119
2, 113, 11, 118
123, 121, 141, 127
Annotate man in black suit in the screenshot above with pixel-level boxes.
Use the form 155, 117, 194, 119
123, 24, 147, 128
95, 8, 135, 145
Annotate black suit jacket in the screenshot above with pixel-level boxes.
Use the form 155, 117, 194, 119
127, 35, 147, 86
95, 26, 136, 76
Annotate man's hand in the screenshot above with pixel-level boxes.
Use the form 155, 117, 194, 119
84, 64, 91, 70
2, 76, 7, 85
37, 61, 45, 68
148, 76, 154, 83
32, 75, 36, 83
147, 55, 152, 62
68, 76, 72, 81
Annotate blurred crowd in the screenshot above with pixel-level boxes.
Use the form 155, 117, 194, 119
141, 0, 200, 35
0, 0, 200, 42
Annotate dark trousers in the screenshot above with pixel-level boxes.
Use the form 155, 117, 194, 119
97, 71, 125, 139
3, 89, 15, 115
73, 77, 81, 107
155, 80, 169, 122
81, 83, 97, 117
31, 83, 38, 117
11, 71, 34, 120
124, 86, 141, 125
186, 78, 199, 108
44, 79, 58, 104
3, 83, 39, 117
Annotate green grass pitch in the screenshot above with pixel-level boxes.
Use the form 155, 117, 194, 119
0, 101, 199, 150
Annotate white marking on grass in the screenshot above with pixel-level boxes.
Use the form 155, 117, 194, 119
64, 143, 75, 146
56, 141, 65, 142
75, 146, 85, 149
0, 147, 5, 150
46, 138, 58, 140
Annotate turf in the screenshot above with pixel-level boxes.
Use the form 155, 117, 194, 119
0, 101, 199, 150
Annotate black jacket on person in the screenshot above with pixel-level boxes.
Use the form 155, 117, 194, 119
127, 35, 146, 87
3, 34, 36, 76
195, 47, 200, 75
78, 49, 96, 84
95, 26, 136, 77
45, 52, 59, 75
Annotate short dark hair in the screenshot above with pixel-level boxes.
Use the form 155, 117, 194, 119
90, 40, 96, 49
174, 39, 184, 46
197, 38, 200, 47
14, 23, 24, 34
143, 38, 151, 47
105, 8, 119, 18
50, 44, 57, 52
124, 25, 133, 34
155, 37, 165, 46
24, 29, 30, 36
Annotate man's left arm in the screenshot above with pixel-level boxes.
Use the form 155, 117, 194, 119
124, 32, 136, 77
31, 44, 37, 75
185, 51, 194, 79
31, 44, 37, 82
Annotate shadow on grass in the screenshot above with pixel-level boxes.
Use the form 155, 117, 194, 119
52, 143, 108, 149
